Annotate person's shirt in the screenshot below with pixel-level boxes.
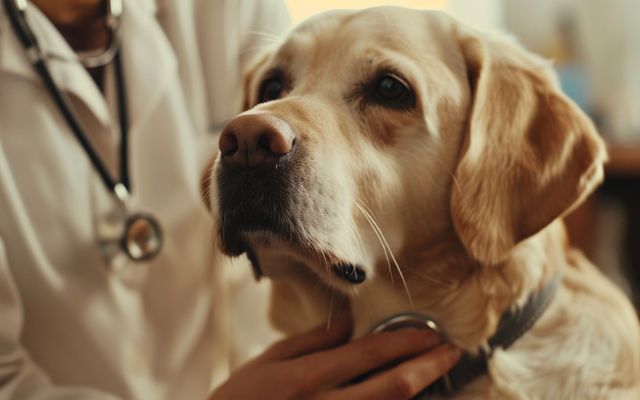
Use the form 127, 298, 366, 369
0, 1, 289, 399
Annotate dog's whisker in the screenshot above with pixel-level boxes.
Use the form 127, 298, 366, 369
358, 201, 414, 309
356, 201, 394, 285
317, 249, 330, 275
346, 215, 367, 268
312, 248, 330, 275
353, 199, 415, 309
352, 198, 394, 284
319, 212, 333, 271
212, 221, 222, 250
205, 181, 219, 250
201, 179, 214, 208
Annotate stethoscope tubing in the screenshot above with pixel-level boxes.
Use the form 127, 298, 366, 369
2, 0, 165, 264
3, 0, 131, 196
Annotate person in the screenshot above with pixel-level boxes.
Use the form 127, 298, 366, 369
0, 1, 461, 399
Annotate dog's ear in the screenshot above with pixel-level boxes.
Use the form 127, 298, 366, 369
451, 28, 607, 265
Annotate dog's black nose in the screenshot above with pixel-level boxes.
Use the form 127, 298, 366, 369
219, 113, 295, 168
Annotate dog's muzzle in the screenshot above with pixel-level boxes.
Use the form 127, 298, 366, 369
216, 113, 305, 256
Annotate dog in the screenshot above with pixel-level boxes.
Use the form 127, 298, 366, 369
201, 7, 640, 398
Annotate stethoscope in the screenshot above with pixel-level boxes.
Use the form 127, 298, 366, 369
4, 0, 163, 263
372, 313, 454, 397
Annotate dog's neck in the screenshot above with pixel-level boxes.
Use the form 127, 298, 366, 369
350, 220, 566, 349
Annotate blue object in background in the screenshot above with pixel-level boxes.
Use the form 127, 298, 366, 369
557, 63, 591, 116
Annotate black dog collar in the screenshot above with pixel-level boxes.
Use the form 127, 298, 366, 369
371, 275, 561, 398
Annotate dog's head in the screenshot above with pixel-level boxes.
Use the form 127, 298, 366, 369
202, 7, 606, 296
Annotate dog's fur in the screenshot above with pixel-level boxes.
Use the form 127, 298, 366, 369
202, 7, 640, 398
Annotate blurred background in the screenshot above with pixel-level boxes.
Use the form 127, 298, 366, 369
285, 0, 640, 306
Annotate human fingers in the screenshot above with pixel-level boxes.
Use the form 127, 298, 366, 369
314, 343, 462, 400
290, 328, 445, 389
258, 310, 352, 362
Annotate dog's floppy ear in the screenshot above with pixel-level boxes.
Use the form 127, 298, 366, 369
451, 28, 607, 265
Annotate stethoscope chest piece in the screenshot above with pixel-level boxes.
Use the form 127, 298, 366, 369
97, 205, 163, 265
371, 313, 454, 397
371, 313, 443, 334
121, 213, 163, 262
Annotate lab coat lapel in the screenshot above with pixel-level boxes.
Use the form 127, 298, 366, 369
0, 2, 175, 138
0, 4, 111, 128
119, 3, 176, 137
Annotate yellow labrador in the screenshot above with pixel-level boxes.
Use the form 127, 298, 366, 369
202, 7, 640, 398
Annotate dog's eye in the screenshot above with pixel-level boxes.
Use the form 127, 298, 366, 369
258, 78, 284, 103
372, 74, 414, 108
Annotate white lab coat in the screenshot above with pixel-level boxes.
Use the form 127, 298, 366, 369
0, 1, 289, 399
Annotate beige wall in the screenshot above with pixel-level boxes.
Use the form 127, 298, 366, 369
285, 0, 503, 29
285, 0, 447, 23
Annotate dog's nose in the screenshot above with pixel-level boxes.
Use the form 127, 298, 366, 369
219, 113, 295, 168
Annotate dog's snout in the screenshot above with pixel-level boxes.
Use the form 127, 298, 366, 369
219, 113, 295, 168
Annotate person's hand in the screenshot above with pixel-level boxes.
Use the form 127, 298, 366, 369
209, 312, 461, 400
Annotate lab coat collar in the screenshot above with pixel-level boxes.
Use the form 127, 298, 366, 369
0, 1, 175, 134
0, 3, 112, 127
